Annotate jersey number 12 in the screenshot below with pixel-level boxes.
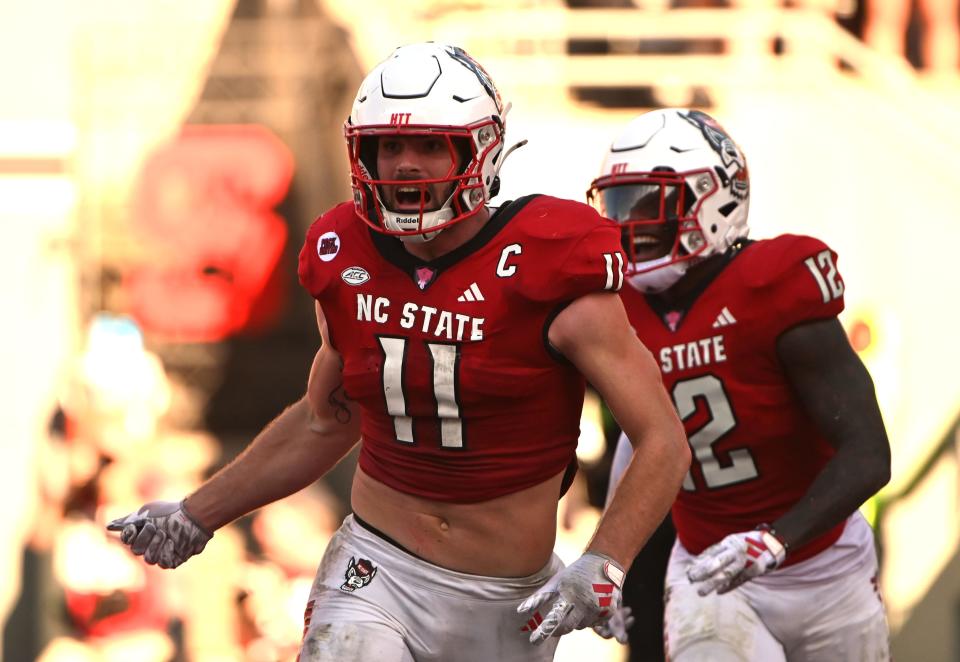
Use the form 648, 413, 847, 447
674, 375, 759, 490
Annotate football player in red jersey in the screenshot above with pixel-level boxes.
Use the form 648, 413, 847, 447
106, 43, 689, 661
591, 108, 892, 661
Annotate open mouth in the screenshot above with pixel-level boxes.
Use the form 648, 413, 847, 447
392, 185, 432, 211
625, 231, 671, 262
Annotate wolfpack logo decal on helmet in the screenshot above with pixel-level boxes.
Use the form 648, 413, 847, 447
444, 46, 502, 111
340, 556, 378, 592
680, 110, 748, 200
316, 231, 341, 262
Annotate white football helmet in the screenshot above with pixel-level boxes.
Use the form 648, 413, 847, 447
345, 42, 507, 242
587, 108, 750, 293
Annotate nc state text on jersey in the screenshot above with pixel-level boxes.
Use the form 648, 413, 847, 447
659, 335, 727, 373
357, 294, 485, 341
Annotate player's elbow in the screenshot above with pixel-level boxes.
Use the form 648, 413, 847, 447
657, 415, 691, 483
868, 444, 892, 494
851, 437, 891, 499
672, 419, 692, 474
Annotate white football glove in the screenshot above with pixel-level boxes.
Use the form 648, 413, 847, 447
592, 605, 634, 644
686, 527, 786, 596
106, 500, 212, 569
517, 552, 625, 645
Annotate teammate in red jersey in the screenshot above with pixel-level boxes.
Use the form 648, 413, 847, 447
592, 108, 892, 661
106, 43, 689, 661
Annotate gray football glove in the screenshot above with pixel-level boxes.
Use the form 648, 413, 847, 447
687, 527, 786, 595
592, 605, 634, 644
106, 500, 212, 569
517, 552, 625, 645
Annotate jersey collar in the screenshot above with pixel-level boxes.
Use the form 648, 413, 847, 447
368, 194, 538, 291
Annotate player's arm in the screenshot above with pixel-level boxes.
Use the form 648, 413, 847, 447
107, 302, 361, 567
517, 292, 690, 644
518, 291, 688, 644
183, 302, 361, 530
552, 291, 690, 566
771, 316, 891, 549
687, 317, 891, 596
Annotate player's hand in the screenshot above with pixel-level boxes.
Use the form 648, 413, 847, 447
591, 605, 634, 644
106, 500, 212, 569
517, 552, 625, 645
686, 527, 786, 596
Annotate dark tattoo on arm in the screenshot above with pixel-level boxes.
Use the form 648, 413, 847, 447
328, 383, 354, 424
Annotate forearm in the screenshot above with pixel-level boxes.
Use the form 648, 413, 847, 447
185, 396, 358, 531
772, 442, 889, 549
588, 424, 688, 568
548, 291, 689, 568
774, 319, 891, 549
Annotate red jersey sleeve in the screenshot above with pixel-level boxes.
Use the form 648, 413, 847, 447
746, 234, 845, 337
297, 202, 354, 300
520, 197, 626, 303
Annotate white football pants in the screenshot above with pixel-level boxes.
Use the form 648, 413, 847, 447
664, 536, 890, 662
298, 514, 565, 662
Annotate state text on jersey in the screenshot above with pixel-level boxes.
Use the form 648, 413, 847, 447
658, 334, 727, 373
357, 293, 485, 341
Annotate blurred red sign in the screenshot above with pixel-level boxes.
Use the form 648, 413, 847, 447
125, 125, 294, 342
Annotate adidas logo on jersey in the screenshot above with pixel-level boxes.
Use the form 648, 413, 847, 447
712, 307, 737, 328
458, 282, 485, 302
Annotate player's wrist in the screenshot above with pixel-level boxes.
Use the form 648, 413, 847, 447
755, 523, 787, 565
583, 549, 626, 588
180, 497, 215, 537
582, 551, 625, 588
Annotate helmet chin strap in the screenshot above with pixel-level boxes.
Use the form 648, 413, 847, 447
383, 205, 454, 244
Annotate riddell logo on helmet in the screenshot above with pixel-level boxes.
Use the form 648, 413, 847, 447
611, 163, 628, 175
390, 113, 412, 125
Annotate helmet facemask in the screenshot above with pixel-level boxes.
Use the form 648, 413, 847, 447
589, 168, 718, 291
346, 121, 503, 242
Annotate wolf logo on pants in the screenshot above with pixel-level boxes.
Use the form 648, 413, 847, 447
341, 556, 378, 592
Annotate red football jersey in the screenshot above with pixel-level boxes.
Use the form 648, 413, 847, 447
620, 234, 847, 566
298, 195, 625, 503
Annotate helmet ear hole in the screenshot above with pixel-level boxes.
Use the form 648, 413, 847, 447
718, 201, 738, 217
489, 175, 500, 198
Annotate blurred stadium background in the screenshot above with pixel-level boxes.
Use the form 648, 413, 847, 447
2, 0, 959, 660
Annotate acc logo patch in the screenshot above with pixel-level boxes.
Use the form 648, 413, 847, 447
340, 556, 378, 592
316, 231, 341, 262
341, 266, 370, 286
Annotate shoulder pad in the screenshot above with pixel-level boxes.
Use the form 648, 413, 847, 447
297, 202, 359, 299
737, 234, 845, 335
509, 196, 626, 302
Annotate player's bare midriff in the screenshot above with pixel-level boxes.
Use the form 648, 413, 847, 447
351, 465, 565, 577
